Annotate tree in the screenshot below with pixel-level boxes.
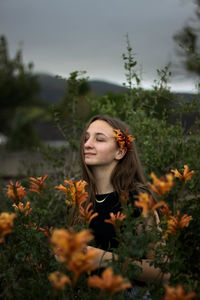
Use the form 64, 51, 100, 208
173, 0, 200, 77
0, 35, 43, 149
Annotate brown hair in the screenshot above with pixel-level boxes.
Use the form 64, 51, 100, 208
80, 115, 148, 202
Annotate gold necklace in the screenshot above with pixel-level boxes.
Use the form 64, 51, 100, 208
95, 193, 111, 203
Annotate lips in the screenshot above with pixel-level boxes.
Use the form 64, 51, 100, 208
84, 153, 96, 156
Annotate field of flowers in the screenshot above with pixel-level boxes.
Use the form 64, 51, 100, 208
0, 163, 199, 299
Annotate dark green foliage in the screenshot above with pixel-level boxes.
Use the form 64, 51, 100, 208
0, 35, 48, 150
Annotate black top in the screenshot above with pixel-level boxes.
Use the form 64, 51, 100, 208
89, 191, 140, 251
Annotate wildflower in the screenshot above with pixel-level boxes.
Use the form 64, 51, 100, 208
29, 174, 48, 194
51, 228, 93, 262
163, 284, 196, 300
56, 180, 88, 206
159, 202, 172, 218
39, 226, 54, 237
12, 201, 32, 216
164, 210, 192, 239
88, 267, 132, 296
135, 192, 166, 217
48, 271, 71, 290
78, 202, 98, 225
104, 211, 126, 228
67, 247, 99, 284
6, 181, 27, 203
113, 129, 134, 150
171, 165, 195, 183
0, 212, 16, 243
120, 190, 129, 204
149, 173, 174, 196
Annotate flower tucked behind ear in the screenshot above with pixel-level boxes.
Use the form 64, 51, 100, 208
113, 129, 134, 150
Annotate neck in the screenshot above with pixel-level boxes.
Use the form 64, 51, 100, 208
92, 165, 115, 194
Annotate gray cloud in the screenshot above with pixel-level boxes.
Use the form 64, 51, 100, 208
0, 0, 197, 91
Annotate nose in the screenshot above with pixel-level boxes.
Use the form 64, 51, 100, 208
84, 137, 94, 148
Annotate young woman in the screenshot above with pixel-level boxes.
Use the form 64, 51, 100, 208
80, 115, 169, 289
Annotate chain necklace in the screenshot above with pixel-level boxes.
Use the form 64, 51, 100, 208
95, 193, 111, 203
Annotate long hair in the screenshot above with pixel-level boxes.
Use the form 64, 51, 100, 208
80, 115, 148, 202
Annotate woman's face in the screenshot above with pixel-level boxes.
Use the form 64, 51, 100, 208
84, 120, 122, 168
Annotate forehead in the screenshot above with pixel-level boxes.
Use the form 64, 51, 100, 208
86, 120, 114, 136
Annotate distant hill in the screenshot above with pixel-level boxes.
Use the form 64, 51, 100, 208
34, 73, 199, 141
37, 73, 127, 104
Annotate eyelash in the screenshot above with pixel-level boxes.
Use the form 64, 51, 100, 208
84, 137, 105, 142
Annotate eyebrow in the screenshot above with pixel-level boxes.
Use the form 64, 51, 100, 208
85, 132, 108, 137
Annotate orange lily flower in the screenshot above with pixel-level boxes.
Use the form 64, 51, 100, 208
0, 212, 16, 243
56, 180, 88, 206
88, 267, 132, 295
78, 202, 98, 225
29, 174, 48, 194
104, 211, 126, 228
163, 284, 196, 300
135, 192, 166, 217
171, 165, 195, 183
149, 173, 174, 196
12, 201, 32, 216
164, 210, 192, 239
6, 181, 27, 203
51, 228, 93, 262
113, 129, 134, 150
39, 226, 54, 237
48, 271, 71, 290
67, 247, 99, 284
159, 202, 172, 218
120, 190, 129, 204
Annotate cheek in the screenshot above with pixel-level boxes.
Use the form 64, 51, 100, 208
99, 144, 117, 159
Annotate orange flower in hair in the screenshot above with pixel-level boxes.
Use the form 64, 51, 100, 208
113, 129, 134, 150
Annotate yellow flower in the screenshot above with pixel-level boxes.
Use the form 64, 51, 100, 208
163, 284, 196, 300
12, 201, 32, 216
0, 212, 16, 243
135, 192, 166, 217
29, 174, 48, 194
6, 181, 27, 203
149, 173, 174, 196
56, 180, 88, 206
164, 211, 192, 239
88, 267, 132, 295
48, 271, 71, 290
171, 165, 195, 183
78, 202, 98, 225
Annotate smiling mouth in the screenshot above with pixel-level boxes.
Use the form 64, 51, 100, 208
84, 153, 95, 156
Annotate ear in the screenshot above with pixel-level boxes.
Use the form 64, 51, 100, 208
115, 147, 127, 161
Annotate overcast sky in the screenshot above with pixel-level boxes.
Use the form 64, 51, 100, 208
0, 0, 198, 92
